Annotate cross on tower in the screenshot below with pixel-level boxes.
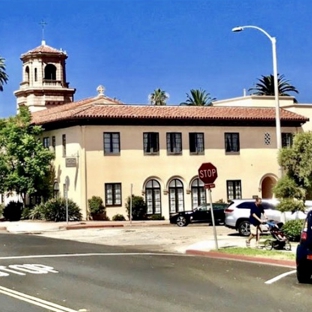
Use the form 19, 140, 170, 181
39, 20, 47, 41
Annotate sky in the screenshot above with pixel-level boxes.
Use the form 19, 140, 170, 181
0, 0, 312, 117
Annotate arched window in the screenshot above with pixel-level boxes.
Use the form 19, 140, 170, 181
145, 179, 161, 215
25, 66, 29, 82
44, 64, 56, 80
34, 68, 37, 82
191, 178, 206, 208
169, 179, 184, 213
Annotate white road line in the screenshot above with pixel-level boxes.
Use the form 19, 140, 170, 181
265, 270, 296, 284
0, 285, 77, 311
0, 252, 180, 260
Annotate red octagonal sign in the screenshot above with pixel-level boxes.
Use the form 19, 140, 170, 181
198, 162, 218, 185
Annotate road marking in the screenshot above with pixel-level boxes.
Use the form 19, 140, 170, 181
0, 285, 77, 311
0, 264, 59, 277
0, 252, 180, 260
265, 270, 296, 284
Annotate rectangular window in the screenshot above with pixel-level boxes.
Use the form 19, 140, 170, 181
105, 183, 122, 206
282, 133, 293, 148
143, 132, 159, 154
227, 180, 242, 201
62, 134, 66, 157
225, 133, 240, 153
52, 136, 56, 154
43, 137, 50, 149
189, 133, 204, 154
166, 132, 182, 155
104, 132, 120, 155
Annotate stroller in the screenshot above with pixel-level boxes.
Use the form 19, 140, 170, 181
263, 220, 291, 251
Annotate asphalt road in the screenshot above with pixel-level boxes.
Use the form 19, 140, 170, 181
0, 233, 310, 312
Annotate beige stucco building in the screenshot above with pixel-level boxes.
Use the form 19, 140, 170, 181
13, 41, 311, 220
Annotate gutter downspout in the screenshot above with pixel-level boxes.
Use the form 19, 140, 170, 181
81, 126, 88, 220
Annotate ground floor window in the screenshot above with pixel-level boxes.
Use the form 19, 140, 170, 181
169, 179, 184, 213
145, 179, 161, 214
105, 183, 122, 206
227, 180, 242, 201
191, 178, 206, 208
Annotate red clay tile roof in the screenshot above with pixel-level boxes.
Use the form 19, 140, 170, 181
31, 97, 309, 125
22, 42, 65, 57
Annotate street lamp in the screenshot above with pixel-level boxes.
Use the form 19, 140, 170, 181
232, 25, 282, 178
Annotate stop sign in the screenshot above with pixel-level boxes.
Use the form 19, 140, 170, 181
198, 162, 218, 184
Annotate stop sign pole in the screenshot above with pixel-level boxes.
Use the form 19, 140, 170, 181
198, 162, 218, 250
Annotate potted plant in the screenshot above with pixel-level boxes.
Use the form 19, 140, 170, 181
88, 196, 106, 220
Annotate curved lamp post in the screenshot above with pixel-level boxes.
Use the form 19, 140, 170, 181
232, 25, 282, 178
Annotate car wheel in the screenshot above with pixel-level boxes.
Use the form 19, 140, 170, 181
176, 216, 188, 227
238, 220, 250, 236
297, 262, 311, 283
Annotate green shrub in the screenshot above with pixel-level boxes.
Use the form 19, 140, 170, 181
148, 214, 165, 220
0, 203, 4, 219
26, 203, 46, 220
276, 198, 305, 213
125, 195, 147, 220
282, 219, 304, 241
21, 206, 32, 220
88, 196, 105, 215
38, 198, 82, 222
112, 214, 126, 221
3, 201, 23, 221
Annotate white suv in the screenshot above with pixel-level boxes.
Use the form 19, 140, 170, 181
224, 199, 307, 236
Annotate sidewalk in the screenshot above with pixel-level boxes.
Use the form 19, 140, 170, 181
0, 220, 170, 233
0, 220, 296, 268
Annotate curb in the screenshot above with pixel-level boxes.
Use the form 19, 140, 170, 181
186, 249, 296, 268
59, 224, 124, 230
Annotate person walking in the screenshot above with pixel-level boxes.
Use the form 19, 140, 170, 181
246, 197, 267, 248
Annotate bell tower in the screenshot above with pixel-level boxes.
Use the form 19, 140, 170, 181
14, 40, 76, 112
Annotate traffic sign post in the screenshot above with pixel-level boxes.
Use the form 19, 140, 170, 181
198, 163, 219, 250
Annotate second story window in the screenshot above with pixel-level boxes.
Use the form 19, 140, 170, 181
189, 133, 204, 154
282, 133, 293, 148
167, 132, 182, 155
52, 136, 56, 154
225, 133, 240, 153
104, 132, 120, 155
62, 134, 66, 157
43, 137, 50, 149
143, 132, 159, 154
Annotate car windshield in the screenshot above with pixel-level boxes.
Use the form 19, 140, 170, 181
195, 205, 208, 211
194, 203, 228, 211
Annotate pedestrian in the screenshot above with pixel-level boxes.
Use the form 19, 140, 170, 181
246, 197, 267, 248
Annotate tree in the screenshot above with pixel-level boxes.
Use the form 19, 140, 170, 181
180, 89, 216, 106
248, 74, 299, 101
0, 56, 8, 92
273, 132, 312, 215
148, 88, 169, 106
0, 106, 55, 206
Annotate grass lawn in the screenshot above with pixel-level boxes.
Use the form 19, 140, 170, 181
214, 238, 298, 261
216, 247, 295, 260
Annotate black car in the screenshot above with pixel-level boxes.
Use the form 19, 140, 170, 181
296, 210, 312, 283
169, 203, 228, 227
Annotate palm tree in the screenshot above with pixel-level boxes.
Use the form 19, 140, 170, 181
180, 89, 216, 106
148, 88, 169, 106
248, 74, 299, 99
0, 56, 8, 92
